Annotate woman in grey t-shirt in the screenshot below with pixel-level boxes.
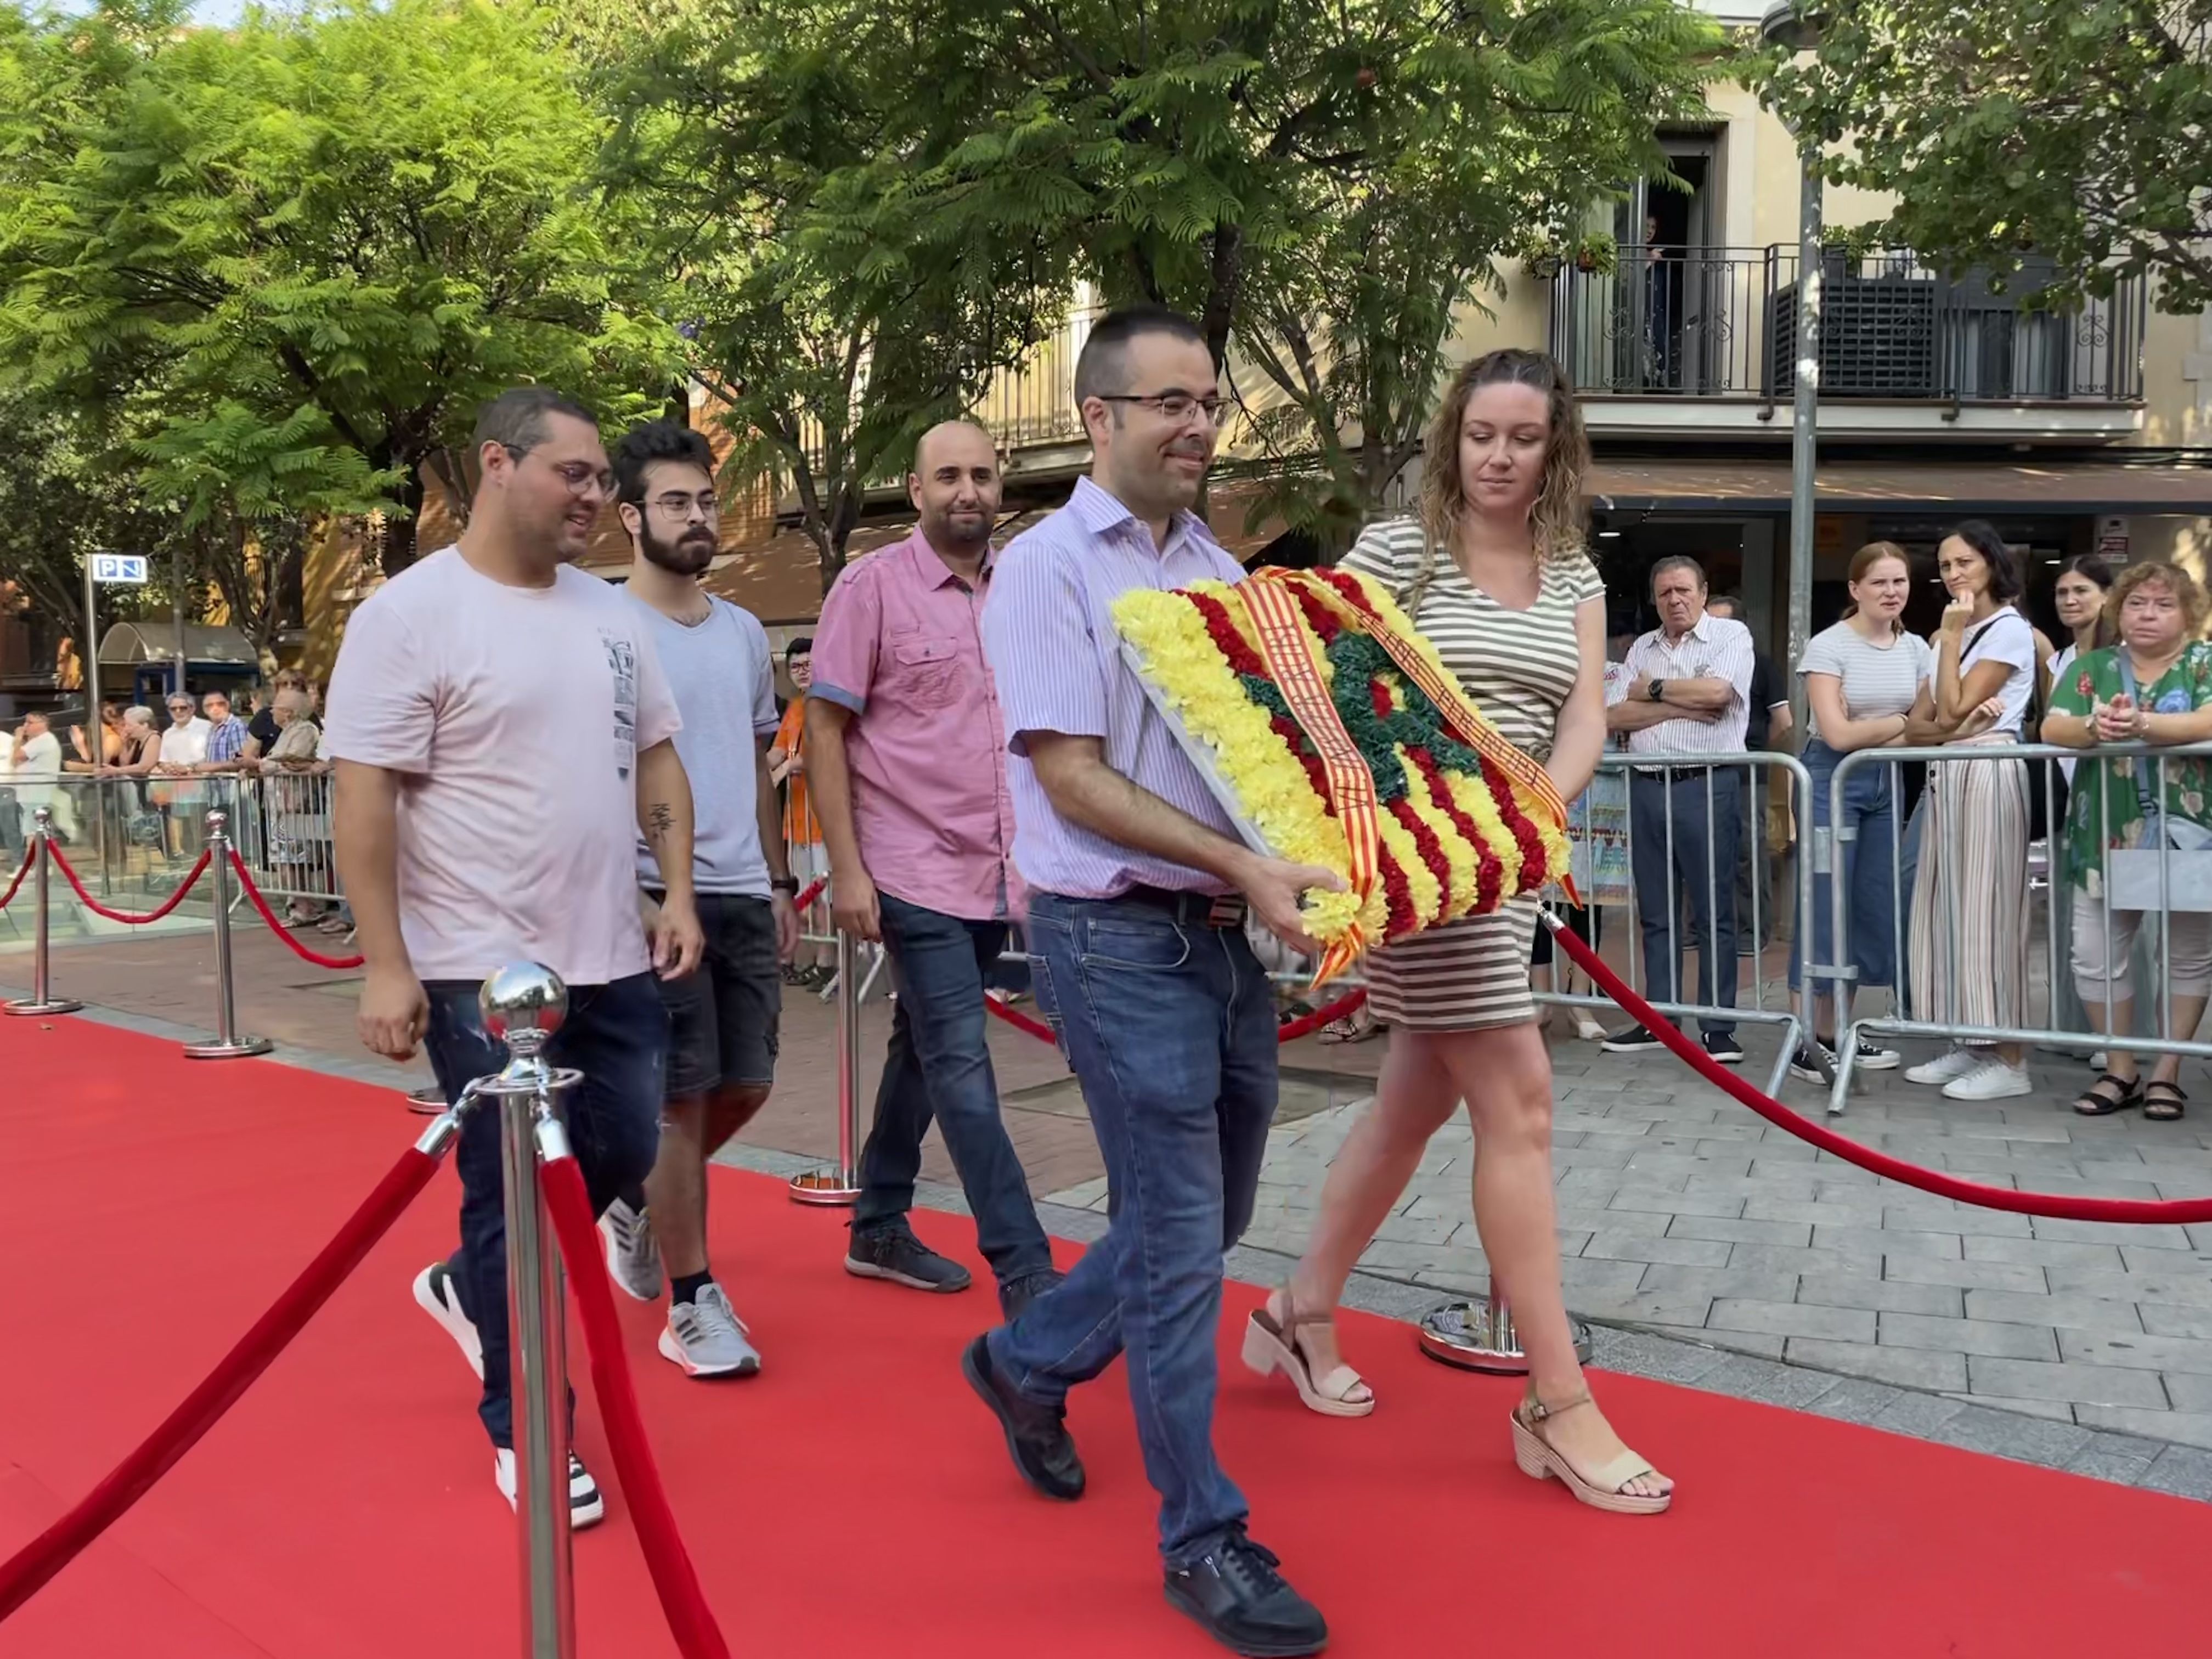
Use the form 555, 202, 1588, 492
1791, 543, 1929, 1079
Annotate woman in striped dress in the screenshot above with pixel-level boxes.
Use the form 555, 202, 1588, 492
1244, 350, 1673, 1513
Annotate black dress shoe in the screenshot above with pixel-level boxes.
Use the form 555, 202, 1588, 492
960, 1334, 1084, 1500
1001, 1267, 1065, 1321
1164, 1531, 1328, 1657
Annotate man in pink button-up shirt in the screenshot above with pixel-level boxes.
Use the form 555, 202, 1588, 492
806, 421, 1057, 1314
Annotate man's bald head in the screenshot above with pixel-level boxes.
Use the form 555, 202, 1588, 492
909, 421, 1002, 558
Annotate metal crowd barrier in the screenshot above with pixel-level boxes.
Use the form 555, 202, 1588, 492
1533, 750, 1815, 1098
1821, 738, 2212, 1114
0, 769, 341, 912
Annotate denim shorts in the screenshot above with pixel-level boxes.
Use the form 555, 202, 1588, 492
648, 890, 781, 1098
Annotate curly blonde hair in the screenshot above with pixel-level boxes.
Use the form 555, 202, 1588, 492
1406, 348, 1590, 614
2106, 560, 2210, 640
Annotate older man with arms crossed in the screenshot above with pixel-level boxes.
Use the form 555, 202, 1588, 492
970, 305, 1336, 1657
806, 420, 1059, 1314
326, 387, 704, 1526
1601, 554, 1755, 1060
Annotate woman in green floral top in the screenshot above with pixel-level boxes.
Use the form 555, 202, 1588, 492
2044, 561, 2212, 1120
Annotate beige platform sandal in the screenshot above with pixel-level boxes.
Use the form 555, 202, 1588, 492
1242, 1294, 1376, 1418
1510, 1390, 1672, 1515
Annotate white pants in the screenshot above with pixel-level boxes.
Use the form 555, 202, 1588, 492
2070, 890, 2212, 1005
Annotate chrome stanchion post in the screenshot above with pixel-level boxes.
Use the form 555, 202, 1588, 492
183, 811, 273, 1059
791, 927, 864, 1204
1417, 1288, 1594, 1375
4, 809, 82, 1017
479, 964, 580, 1659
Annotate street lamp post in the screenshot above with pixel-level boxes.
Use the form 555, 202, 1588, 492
1762, 2, 1825, 740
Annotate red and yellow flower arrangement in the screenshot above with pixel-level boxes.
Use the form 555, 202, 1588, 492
1114, 566, 1572, 984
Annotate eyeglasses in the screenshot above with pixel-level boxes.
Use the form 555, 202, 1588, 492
503, 444, 614, 498
1096, 391, 1224, 426
648, 492, 720, 522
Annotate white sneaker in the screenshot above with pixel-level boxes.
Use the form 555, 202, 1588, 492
494, 1447, 606, 1530
1943, 1060, 2033, 1101
1573, 1013, 1608, 1042
598, 1196, 663, 1302
413, 1262, 483, 1380
658, 1283, 762, 1378
1905, 1047, 1982, 1086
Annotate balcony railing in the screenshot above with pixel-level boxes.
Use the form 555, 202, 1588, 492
1551, 245, 2145, 404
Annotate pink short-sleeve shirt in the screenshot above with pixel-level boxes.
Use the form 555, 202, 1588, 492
808, 529, 1019, 921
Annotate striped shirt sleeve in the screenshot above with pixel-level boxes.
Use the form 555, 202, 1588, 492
981, 534, 1108, 756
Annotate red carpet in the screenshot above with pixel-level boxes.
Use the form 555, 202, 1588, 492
1, 1015, 2208, 1658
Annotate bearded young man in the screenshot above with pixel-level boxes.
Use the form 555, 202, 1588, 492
595, 419, 800, 1378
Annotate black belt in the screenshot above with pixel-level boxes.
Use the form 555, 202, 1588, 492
1632, 764, 1732, 782
1113, 885, 1249, 929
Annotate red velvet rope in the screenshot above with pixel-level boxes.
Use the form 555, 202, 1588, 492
983, 992, 1058, 1043
0, 846, 30, 912
1545, 921, 2212, 1224
0, 1146, 443, 1623
227, 851, 365, 969
44, 843, 211, 925
793, 874, 827, 912
1275, 988, 1370, 1043
538, 1156, 730, 1659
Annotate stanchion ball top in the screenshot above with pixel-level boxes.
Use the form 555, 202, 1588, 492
480, 962, 568, 1046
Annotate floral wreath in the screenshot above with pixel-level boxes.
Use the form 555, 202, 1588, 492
1114, 565, 1572, 983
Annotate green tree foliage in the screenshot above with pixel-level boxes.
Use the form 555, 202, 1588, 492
861, 0, 1719, 551
0, 0, 678, 575
1757, 2, 2212, 314
597, 0, 1058, 590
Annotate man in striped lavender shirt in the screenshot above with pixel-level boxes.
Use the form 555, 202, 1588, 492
970, 304, 1336, 1658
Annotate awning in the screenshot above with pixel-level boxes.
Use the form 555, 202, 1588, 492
1586, 458, 2212, 515
96, 622, 259, 667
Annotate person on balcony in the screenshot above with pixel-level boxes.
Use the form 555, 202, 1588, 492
2044, 560, 2212, 1122
806, 419, 1059, 1316
1903, 521, 2039, 1101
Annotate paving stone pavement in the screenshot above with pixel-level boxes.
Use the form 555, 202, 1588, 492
1047, 1022, 2212, 1465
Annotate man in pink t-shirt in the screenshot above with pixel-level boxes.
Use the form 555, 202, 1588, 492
326, 386, 704, 1530
806, 420, 1056, 1314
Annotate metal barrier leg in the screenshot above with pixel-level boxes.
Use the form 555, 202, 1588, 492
182, 812, 272, 1059
1417, 1291, 1594, 1375
791, 929, 864, 1204
4, 811, 82, 1018
481, 966, 578, 1659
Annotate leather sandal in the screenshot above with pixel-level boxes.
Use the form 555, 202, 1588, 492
1242, 1293, 1375, 1417
1510, 1390, 1672, 1515
2144, 1080, 2188, 1121
2072, 1072, 2143, 1116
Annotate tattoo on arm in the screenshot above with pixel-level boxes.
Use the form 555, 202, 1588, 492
646, 802, 675, 842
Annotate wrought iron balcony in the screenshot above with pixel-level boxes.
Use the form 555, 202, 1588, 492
1550, 245, 2145, 405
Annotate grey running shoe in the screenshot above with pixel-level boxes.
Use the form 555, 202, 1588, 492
658, 1283, 762, 1378
597, 1195, 663, 1302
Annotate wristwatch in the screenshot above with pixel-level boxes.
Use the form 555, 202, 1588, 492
770, 877, 799, 895
1649, 678, 1668, 704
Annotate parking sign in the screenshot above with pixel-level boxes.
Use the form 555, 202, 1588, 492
89, 552, 149, 584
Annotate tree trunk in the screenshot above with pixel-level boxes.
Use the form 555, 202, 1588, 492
381, 461, 428, 577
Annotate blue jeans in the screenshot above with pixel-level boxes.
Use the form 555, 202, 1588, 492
1791, 740, 1912, 1031
853, 892, 1053, 1290
423, 973, 666, 1447
989, 891, 1278, 1567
